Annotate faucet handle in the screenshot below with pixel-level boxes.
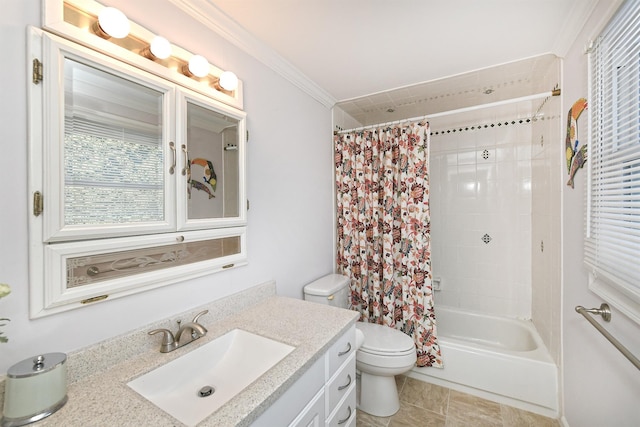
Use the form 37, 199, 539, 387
148, 328, 177, 353
192, 310, 209, 324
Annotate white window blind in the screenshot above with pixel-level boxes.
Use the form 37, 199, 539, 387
585, 0, 640, 323
63, 58, 165, 226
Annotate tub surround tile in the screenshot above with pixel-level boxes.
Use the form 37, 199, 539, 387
430, 108, 534, 320
2, 284, 359, 427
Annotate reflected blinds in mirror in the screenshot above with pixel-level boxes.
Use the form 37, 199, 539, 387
64, 58, 165, 226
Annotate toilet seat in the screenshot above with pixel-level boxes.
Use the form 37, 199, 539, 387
356, 321, 417, 370
359, 346, 416, 357
356, 322, 415, 356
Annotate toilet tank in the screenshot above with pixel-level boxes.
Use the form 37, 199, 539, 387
304, 274, 350, 309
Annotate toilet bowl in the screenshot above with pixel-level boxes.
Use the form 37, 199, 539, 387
355, 322, 416, 416
303, 274, 417, 417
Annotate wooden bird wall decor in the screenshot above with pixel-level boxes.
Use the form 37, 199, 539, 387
566, 98, 588, 188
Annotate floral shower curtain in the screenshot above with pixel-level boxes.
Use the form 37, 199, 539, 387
334, 121, 442, 368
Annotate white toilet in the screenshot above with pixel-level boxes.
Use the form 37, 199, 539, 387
304, 274, 417, 417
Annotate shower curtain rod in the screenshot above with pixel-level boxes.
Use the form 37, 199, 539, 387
336, 89, 561, 134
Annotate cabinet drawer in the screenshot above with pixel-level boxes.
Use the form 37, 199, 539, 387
326, 384, 356, 427
326, 325, 356, 379
288, 388, 325, 427
326, 353, 355, 414
251, 356, 324, 426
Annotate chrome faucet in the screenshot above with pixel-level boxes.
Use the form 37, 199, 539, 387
175, 321, 208, 345
149, 310, 209, 353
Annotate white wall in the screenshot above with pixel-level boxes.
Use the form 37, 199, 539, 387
561, 1, 640, 425
0, 0, 334, 374
430, 104, 533, 318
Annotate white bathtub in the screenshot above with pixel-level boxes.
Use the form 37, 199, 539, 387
409, 306, 558, 417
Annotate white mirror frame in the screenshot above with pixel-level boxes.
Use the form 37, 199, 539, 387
27, 26, 248, 318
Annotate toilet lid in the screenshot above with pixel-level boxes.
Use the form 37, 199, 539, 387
356, 322, 415, 354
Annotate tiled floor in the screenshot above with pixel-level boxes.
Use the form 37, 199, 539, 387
356, 376, 559, 427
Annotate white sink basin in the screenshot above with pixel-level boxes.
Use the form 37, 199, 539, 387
128, 329, 295, 427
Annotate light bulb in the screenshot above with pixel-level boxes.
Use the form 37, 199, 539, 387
97, 7, 130, 39
219, 71, 238, 91
188, 55, 209, 78
150, 36, 171, 59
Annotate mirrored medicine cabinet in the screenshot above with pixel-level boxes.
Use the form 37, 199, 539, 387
28, 28, 247, 317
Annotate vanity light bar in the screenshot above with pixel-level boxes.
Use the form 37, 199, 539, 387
93, 6, 130, 39
61, 1, 238, 93
140, 36, 172, 60
184, 55, 210, 78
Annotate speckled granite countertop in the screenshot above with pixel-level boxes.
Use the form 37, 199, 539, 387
26, 289, 359, 427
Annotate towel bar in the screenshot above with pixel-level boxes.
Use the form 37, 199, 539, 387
575, 304, 640, 371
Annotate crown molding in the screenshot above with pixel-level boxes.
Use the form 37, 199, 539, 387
552, 0, 602, 57
166, 0, 336, 109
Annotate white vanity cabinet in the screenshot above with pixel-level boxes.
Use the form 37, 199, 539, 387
252, 325, 357, 427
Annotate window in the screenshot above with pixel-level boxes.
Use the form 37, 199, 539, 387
28, 29, 247, 317
585, 0, 640, 324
